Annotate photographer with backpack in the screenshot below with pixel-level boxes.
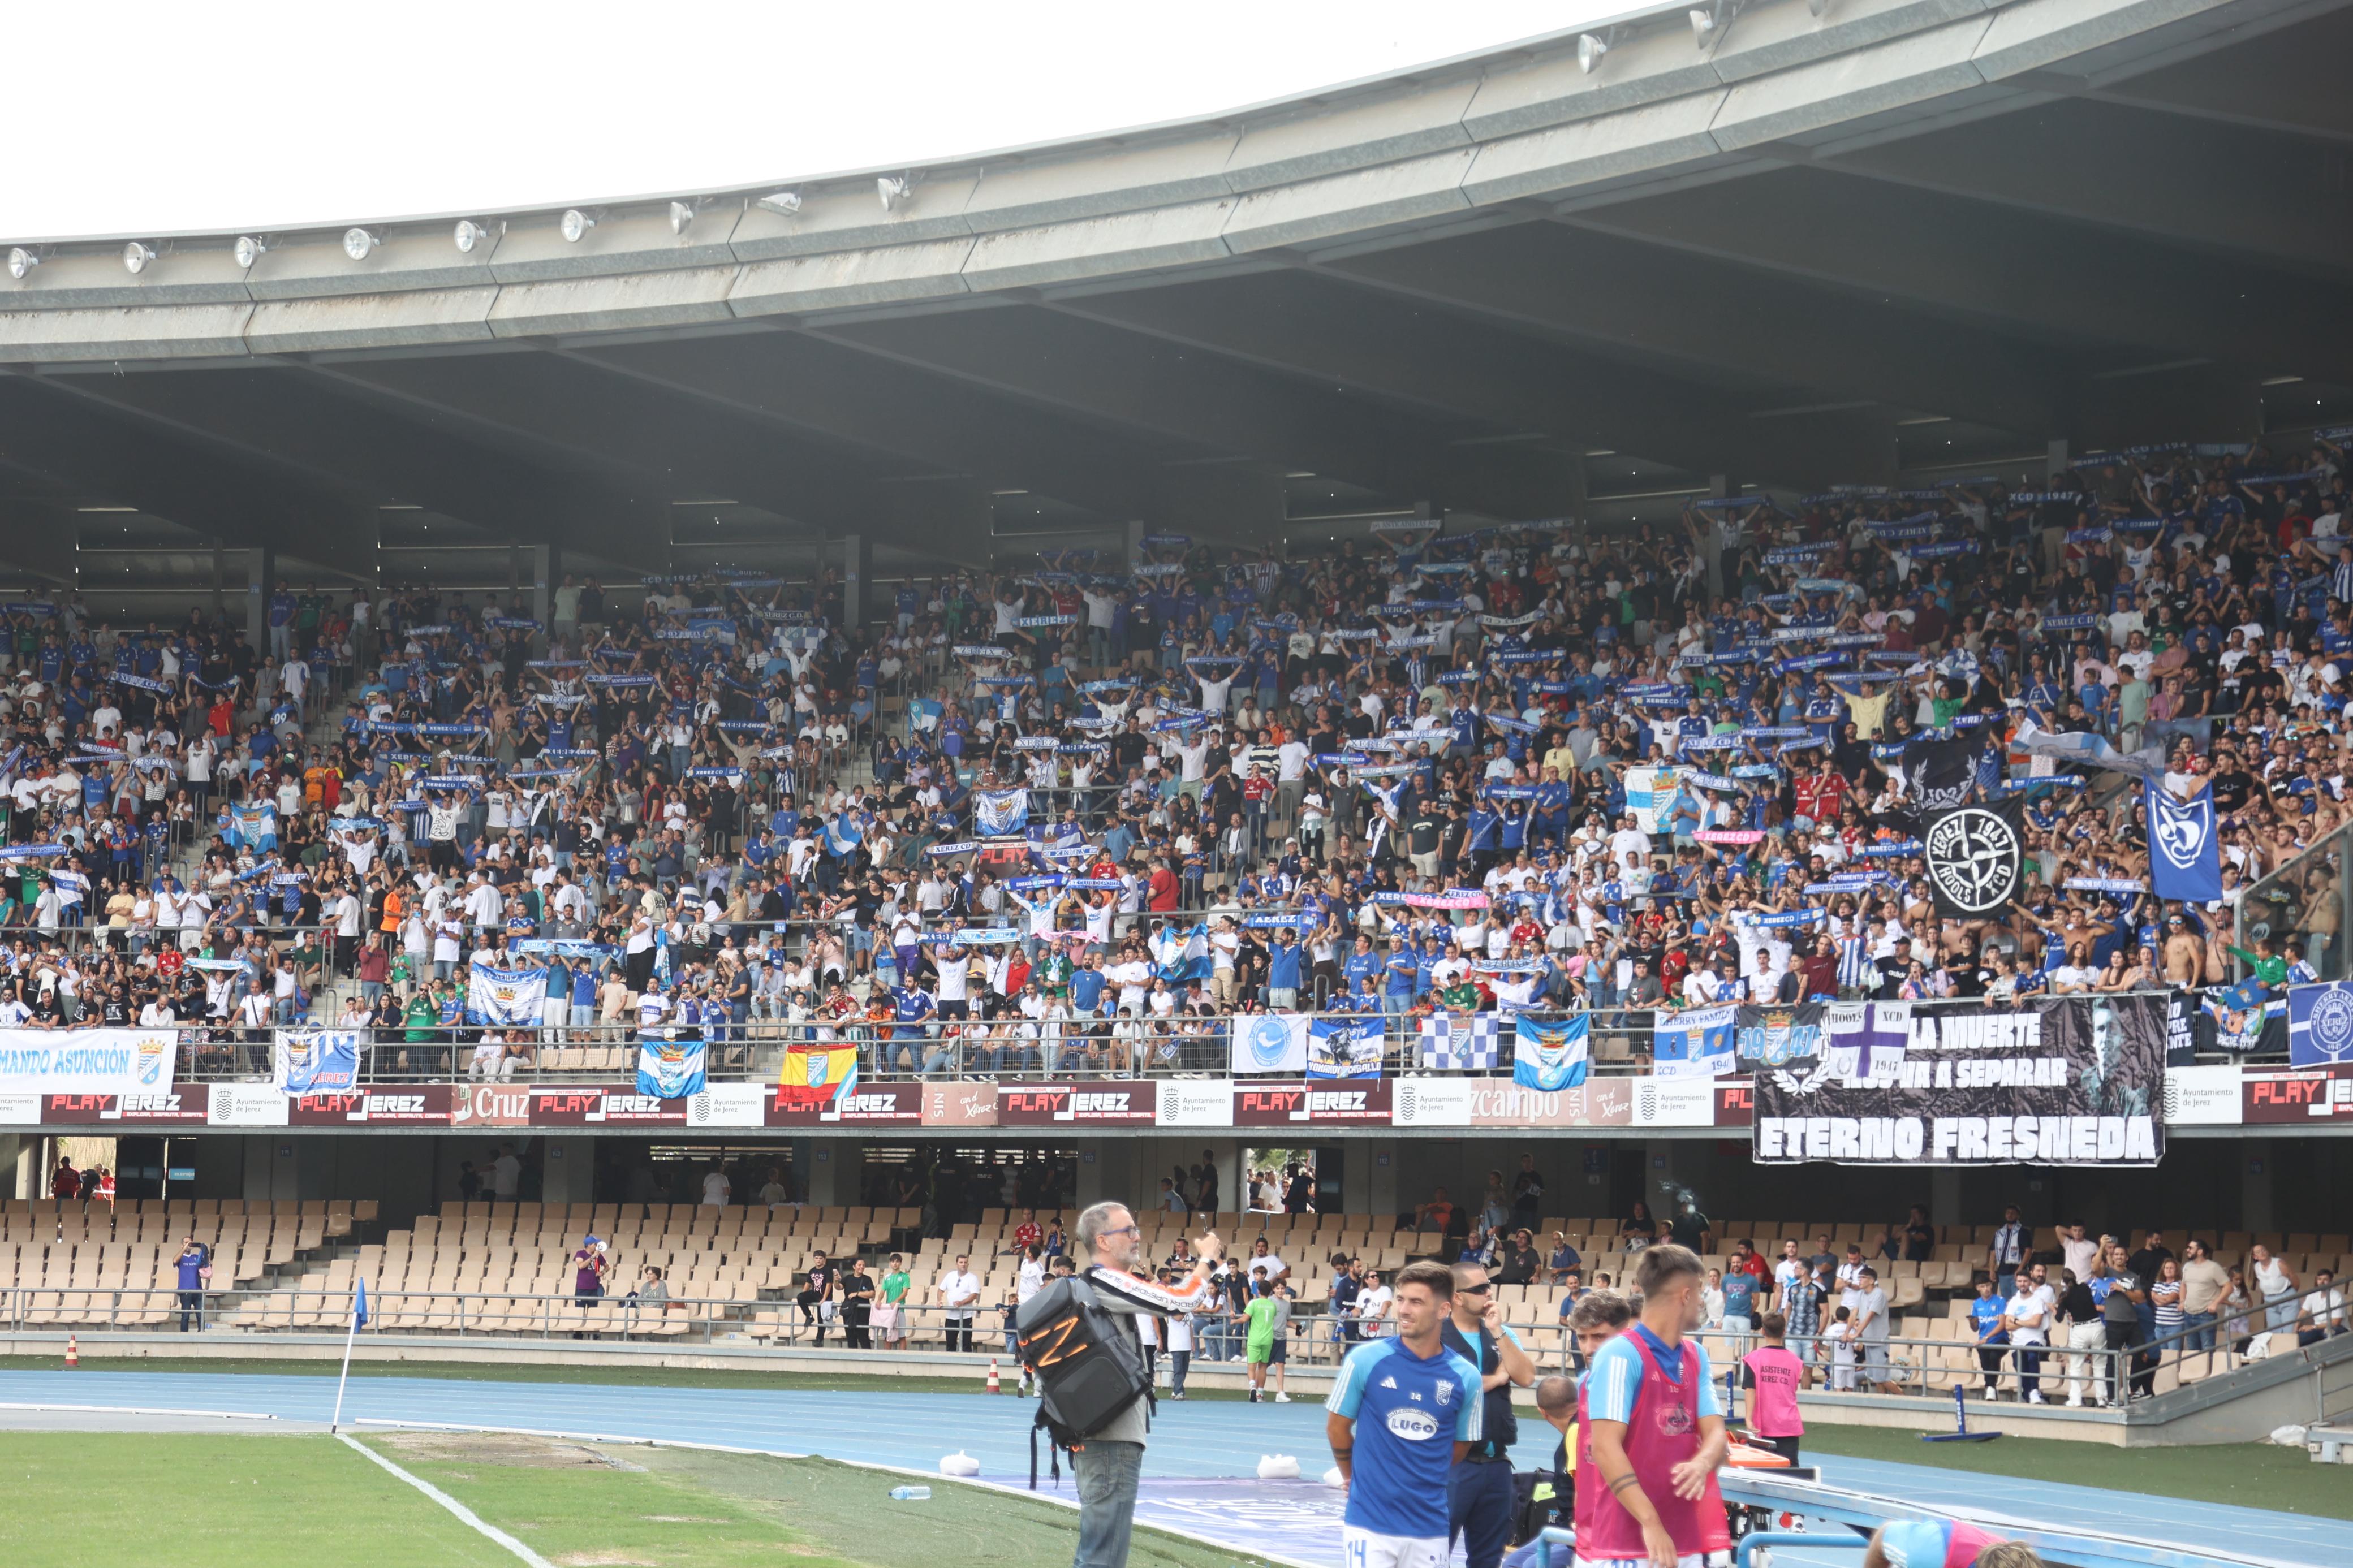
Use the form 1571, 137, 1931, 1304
1018, 1201, 1224, 1568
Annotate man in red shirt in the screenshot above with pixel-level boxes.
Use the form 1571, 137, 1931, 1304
1792, 758, 1848, 827
1011, 1210, 1042, 1254
1147, 857, 1179, 912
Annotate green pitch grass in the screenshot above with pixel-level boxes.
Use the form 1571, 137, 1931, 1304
0, 1431, 1283, 1568
1799, 1426, 2353, 1522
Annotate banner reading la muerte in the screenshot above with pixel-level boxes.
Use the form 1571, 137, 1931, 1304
1751, 996, 2165, 1167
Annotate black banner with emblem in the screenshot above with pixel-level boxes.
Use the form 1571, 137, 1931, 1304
1920, 796, 2026, 919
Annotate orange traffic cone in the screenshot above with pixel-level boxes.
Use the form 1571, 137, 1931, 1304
985, 1358, 1001, 1394
65, 1334, 78, 1370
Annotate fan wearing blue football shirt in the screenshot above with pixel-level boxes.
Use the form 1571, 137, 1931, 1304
1325, 1259, 1482, 1568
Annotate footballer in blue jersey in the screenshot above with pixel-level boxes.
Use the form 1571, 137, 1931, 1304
1326, 1262, 1481, 1568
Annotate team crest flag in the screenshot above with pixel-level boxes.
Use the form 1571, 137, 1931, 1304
2289, 981, 2353, 1068
1419, 1012, 1501, 1070
1652, 1005, 1736, 1078
974, 788, 1029, 836
1512, 1016, 1589, 1092
466, 957, 549, 1026
2144, 781, 2222, 903
777, 1042, 859, 1106
635, 1036, 708, 1099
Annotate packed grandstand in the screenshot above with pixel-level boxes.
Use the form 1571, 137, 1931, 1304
0, 437, 2337, 1072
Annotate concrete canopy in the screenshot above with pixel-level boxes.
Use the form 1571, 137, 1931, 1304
0, 0, 2345, 596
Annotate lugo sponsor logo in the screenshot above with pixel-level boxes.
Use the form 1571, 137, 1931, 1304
1385, 1407, 1441, 1441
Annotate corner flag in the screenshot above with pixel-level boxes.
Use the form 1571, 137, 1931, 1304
354, 1277, 369, 1329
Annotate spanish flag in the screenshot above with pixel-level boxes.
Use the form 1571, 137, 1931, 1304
776, 1042, 860, 1107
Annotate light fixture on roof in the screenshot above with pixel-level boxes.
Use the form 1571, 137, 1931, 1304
233, 236, 268, 270
1691, 0, 1741, 45
453, 219, 498, 254
757, 191, 803, 217
669, 200, 697, 236
342, 227, 381, 262
1577, 31, 1610, 73
876, 176, 912, 214
6, 247, 37, 280
123, 241, 157, 275
559, 208, 597, 243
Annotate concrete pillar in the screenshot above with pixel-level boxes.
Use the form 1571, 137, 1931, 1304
529, 545, 556, 638
540, 1136, 593, 1206
210, 546, 226, 620
841, 534, 870, 632
1368, 1145, 1399, 1224
1930, 1168, 1963, 1231
2044, 439, 2070, 481
2241, 1141, 2275, 1235
245, 546, 277, 652
803, 1140, 843, 1206
1126, 519, 1147, 576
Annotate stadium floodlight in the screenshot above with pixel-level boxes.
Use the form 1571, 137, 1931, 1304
233, 236, 267, 270
877, 176, 911, 214
6, 247, 37, 280
1577, 32, 1609, 72
343, 227, 380, 262
669, 200, 697, 236
560, 208, 596, 243
1690, 7, 1716, 43
453, 219, 495, 253
757, 191, 803, 217
122, 241, 156, 275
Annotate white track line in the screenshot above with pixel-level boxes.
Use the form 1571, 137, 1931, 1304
335, 1431, 555, 1568
0, 1400, 274, 1420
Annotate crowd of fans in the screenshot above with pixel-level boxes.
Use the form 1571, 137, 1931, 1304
0, 430, 2344, 1076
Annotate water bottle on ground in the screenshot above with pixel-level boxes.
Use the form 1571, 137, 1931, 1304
889, 1486, 931, 1501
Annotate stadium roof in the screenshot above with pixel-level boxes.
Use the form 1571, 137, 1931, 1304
1, 0, 2347, 589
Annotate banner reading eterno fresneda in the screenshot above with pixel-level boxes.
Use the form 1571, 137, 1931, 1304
1751, 996, 2165, 1167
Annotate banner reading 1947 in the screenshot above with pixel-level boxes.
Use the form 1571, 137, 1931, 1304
1748, 996, 2165, 1167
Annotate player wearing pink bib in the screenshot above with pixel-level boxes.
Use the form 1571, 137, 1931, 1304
1737, 1311, 1807, 1463
1572, 1243, 1731, 1568
1865, 1521, 2042, 1568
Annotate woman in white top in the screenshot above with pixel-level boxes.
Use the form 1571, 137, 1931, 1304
2250, 1244, 2299, 1332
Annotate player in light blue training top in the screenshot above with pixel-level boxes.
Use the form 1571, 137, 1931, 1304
1326, 1260, 1483, 1568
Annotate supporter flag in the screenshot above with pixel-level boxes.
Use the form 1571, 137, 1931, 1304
974, 788, 1029, 836
1229, 1014, 1309, 1075
227, 801, 278, 853
636, 1035, 709, 1099
776, 1042, 859, 1107
2144, 781, 2221, 903
2288, 981, 2353, 1068
1902, 732, 1986, 812
1306, 1017, 1385, 1079
1919, 797, 2026, 919
1825, 1001, 1909, 1085
1651, 1005, 1736, 1078
1419, 1012, 1501, 1071
1512, 1016, 1589, 1092
466, 957, 549, 1027
273, 1030, 362, 1095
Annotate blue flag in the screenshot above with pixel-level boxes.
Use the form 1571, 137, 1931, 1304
2144, 782, 2221, 903
1652, 1005, 1736, 1078
353, 1277, 369, 1329
1512, 1016, 1589, 1092
2289, 981, 2353, 1068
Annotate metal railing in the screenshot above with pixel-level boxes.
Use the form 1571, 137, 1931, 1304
162, 988, 2205, 1086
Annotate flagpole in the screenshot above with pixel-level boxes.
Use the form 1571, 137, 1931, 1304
330, 1281, 363, 1433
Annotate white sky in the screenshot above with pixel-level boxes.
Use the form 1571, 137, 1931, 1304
10, 1, 1622, 240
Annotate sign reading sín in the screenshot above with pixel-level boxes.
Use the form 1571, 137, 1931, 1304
1752, 996, 2165, 1165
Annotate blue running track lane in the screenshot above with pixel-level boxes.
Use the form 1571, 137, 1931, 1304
0, 1372, 2342, 1568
